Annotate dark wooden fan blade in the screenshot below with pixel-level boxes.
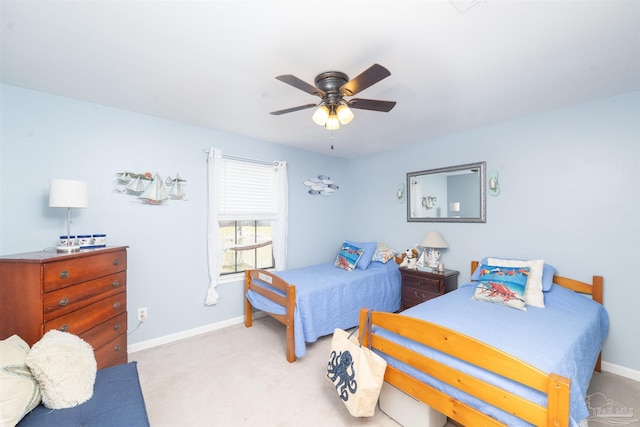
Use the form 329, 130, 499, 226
347, 98, 396, 112
339, 64, 391, 96
275, 75, 325, 97
270, 103, 317, 115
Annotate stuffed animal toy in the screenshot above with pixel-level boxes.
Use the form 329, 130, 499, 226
396, 248, 419, 269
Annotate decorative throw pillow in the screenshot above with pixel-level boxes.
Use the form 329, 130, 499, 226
334, 242, 364, 272
345, 240, 378, 270
487, 258, 545, 308
0, 335, 42, 426
25, 330, 97, 409
372, 242, 397, 263
472, 265, 529, 311
471, 256, 556, 291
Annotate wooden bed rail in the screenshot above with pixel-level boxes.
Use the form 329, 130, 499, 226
359, 308, 571, 427
244, 269, 297, 362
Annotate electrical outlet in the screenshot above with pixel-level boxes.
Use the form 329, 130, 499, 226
137, 307, 147, 322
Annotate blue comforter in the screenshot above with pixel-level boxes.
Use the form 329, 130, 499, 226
246, 261, 401, 358
378, 283, 609, 427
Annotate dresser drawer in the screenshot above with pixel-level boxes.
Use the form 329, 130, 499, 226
94, 334, 128, 369
79, 311, 127, 351
43, 249, 127, 292
44, 293, 127, 335
43, 271, 126, 321
402, 273, 442, 293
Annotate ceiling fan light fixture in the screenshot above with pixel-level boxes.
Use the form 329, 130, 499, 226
312, 105, 330, 126
336, 104, 354, 125
325, 114, 340, 130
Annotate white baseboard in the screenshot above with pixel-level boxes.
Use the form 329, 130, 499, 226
127, 311, 267, 354
601, 361, 640, 382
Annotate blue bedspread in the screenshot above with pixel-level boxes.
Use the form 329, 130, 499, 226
246, 261, 401, 358
378, 283, 609, 427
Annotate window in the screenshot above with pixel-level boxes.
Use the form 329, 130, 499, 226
217, 158, 277, 275
220, 220, 274, 274
206, 148, 287, 305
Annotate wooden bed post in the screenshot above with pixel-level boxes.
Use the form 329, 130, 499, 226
285, 286, 296, 363
547, 374, 571, 427
244, 270, 253, 328
593, 275, 603, 372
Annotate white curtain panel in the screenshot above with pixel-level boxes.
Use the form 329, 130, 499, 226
273, 161, 288, 271
206, 148, 223, 306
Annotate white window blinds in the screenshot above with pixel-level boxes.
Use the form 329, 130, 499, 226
218, 158, 277, 220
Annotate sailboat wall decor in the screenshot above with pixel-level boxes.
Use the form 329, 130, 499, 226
113, 171, 187, 205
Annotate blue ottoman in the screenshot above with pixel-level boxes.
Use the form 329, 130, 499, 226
19, 362, 150, 426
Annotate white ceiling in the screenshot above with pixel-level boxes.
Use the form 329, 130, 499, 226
2, 0, 639, 159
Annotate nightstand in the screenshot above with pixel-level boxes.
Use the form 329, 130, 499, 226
400, 267, 459, 311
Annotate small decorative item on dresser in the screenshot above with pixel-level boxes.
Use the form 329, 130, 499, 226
93, 234, 107, 247
400, 267, 459, 311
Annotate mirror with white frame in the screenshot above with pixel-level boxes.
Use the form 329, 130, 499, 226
407, 161, 486, 223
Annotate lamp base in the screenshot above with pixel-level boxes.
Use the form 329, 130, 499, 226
56, 244, 81, 254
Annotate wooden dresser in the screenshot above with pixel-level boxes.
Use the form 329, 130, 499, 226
0, 246, 128, 369
400, 267, 459, 311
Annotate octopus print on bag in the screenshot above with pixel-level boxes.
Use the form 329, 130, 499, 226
327, 349, 357, 401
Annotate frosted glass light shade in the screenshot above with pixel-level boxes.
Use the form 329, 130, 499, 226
325, 114, 340, 130
49, 179, 88, 208
312, 105, 330, 126
336, 104, 354, 125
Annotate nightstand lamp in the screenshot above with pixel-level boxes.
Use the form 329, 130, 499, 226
420, 231, 448, 268
49, 179, 88, 253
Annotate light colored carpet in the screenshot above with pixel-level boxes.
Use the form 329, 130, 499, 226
130, 316, 638, 427
130, 316, 404, 427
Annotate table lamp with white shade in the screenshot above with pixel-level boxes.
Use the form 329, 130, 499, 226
419, 230, 448, 268
49, 179, 88, 253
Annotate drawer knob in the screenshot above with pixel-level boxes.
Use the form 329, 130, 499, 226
414, 291, 426, 299
113, 258, 120, 266
59, 270, 69, 279
58, 298, 70, 307
114, 344, 121, 352
112, 280, 120, 288
59, 324, 69, 332
114, 323, 120, 331
113, 301, 120, 309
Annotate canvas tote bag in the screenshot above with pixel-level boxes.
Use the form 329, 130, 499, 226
326, 310, 387, 417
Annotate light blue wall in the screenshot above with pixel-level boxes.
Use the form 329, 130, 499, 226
347, 92, 640, 372
1, 84, 638, 373
0, 84, 350, 344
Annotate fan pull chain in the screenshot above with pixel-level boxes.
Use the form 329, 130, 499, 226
330, 132, 334, 150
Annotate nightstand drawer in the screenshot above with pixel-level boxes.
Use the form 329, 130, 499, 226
43, 249, 127, 292
44, 293, 127, 336
43, 271, 126, 321
400, 267, 459, 311
402, 273, 442, 293
402, 287, 440, 306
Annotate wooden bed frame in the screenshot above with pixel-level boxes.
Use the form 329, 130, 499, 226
359, 261, 603, 427
244, 269, 297, 362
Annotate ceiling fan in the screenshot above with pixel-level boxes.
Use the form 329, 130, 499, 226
270, 63, 396, 130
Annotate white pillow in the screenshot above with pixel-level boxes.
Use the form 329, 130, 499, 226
0, 335, 42, 426
25, 330, 97, 409
487, 258, 545, 308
